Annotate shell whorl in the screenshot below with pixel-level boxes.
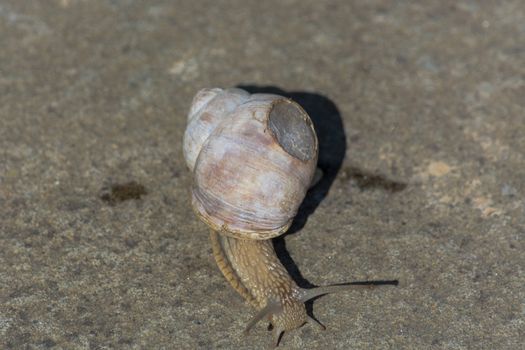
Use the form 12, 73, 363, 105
183, 88, 250, 172
184, 88, 318, 240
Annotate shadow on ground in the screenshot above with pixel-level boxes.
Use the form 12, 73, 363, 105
238, 85, 399, 326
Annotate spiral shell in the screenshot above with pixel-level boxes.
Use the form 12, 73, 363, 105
184, 88, 318, 240
183, 88, 250, 171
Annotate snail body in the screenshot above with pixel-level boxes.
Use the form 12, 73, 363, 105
184, 88, 373, 346
210, 231, 308, 335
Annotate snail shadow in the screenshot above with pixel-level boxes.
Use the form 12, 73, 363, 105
238, 85, 344, 287
238, 85, 400, 324
238, 84, 346, 316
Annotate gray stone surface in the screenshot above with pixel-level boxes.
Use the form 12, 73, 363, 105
1, 1, 524, 349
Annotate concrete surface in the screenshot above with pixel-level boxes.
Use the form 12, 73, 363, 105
1, 1, 524, 349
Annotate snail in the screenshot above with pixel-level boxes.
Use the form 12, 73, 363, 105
183, 87, 383, 346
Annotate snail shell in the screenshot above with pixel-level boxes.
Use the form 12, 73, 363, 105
183, 88, 319, 240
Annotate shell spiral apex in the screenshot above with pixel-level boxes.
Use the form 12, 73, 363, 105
183, 88, 250, 172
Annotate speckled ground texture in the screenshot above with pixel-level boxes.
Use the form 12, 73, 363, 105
1, 1, 524, 349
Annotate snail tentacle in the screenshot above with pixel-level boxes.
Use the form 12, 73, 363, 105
298, 283, 376, 303
244, 299, 281, 335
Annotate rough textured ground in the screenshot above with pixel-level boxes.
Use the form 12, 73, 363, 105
1, 1, 524, 349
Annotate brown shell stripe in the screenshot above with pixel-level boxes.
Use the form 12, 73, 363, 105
210, 230, 258, 308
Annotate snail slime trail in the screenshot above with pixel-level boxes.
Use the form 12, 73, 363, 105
183, 87, 394, 347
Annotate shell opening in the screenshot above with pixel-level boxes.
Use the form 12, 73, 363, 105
268, 100, 316, 162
